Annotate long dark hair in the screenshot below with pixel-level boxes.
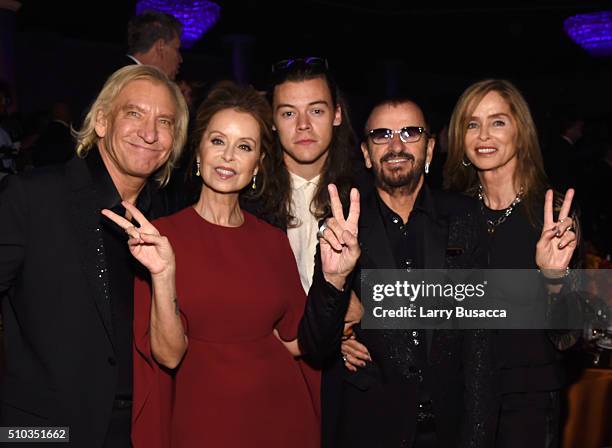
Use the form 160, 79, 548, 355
189, 81, 288, 225
259, 60, 356, 228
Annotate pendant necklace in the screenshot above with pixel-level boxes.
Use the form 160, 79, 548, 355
478, 185, 524, 234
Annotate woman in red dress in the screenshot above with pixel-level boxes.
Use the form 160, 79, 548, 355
103, 81, 352, 447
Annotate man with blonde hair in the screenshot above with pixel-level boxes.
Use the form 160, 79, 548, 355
0, 65, 188, 447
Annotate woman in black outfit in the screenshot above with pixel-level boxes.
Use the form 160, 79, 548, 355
445, 79, 579, 448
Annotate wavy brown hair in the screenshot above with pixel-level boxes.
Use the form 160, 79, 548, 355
444, 79, 549, 225
261, 61, 356, 228
188, 81, 284, 223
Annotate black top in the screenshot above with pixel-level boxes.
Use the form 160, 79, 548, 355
479, 200, 565, 391
376, 191, 433, 406
87, 149, 154, 399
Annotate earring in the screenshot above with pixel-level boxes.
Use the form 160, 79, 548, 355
195, 160, 201, 177
461, 157, 472, 167
251, 174, 257, 190
424, 162, 430, 174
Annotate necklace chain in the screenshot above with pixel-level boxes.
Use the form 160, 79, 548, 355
478, 185, 524, 234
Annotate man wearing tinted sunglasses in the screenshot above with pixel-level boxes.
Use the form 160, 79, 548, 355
300, 98, 495, 447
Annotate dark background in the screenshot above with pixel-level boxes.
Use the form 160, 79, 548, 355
9, 0, 612, 132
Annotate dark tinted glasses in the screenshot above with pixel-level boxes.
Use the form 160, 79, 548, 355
272, 57, 328, 73
367, 126, 429, 144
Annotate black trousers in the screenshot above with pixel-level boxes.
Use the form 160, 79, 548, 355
496, 391, 561, 448
102, 405, 132, 448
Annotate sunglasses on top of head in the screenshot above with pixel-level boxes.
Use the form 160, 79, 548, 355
271, 57, 329, 73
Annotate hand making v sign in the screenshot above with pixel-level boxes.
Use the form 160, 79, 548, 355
101, 201, 176, 278
536, 188, 578, 279
317, 184, 361, 290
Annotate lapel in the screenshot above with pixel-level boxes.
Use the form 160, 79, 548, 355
419, 186, 447, 269
358, 188, 396, 270
65, 156, 115, 350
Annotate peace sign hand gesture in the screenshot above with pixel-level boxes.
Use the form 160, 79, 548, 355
102, 201, 175, 278
318, 184, 361, 290
535, 189, 577, 278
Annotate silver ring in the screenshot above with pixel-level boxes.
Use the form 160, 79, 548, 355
567, 225, 575, 233
342, 354, 348, 363
316, 222, 327, 239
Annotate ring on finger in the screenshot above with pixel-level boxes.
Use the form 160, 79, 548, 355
317, 223, 328, 239
342, 353, 348, 363
567, 225, 575, 233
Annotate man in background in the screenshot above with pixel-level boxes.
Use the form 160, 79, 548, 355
126, 10, 183, 80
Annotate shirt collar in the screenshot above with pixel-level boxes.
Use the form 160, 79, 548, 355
561, 135, 574, 145
85, 146, 153, 217
376, 183, 430, 224
126, 54, 143, 65
289, 171, 321, 190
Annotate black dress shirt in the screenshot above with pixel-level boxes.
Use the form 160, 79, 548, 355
376, 191, 426, 271
375, 190, 433, 408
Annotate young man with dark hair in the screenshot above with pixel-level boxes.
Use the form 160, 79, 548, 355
249, 57, 356, 292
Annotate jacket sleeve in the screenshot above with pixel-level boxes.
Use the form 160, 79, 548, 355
298, 241, 354, 367
0, 175, 27, 296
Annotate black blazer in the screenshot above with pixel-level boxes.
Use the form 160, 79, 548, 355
300, 185, 496, 448
0, 156, 161, 447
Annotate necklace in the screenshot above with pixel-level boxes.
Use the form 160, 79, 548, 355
478, 185, 524, 234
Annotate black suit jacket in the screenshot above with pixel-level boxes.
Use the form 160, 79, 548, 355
299, 185, 496, 448
0, 155, 163, 447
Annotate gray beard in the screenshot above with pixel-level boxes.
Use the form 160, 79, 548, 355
374, 157, 425, 195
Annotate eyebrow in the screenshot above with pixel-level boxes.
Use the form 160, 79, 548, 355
123, 103, 175, 122
123, 103, 147, 114
275, 100, 330, 111
208, 130, 256, 144
157, 113, 175, 123
240, 137, 257, 145
470, 112, 511, 120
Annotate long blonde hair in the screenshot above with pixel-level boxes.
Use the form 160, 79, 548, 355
444, 79, 548, 225
74, 65, 189, 186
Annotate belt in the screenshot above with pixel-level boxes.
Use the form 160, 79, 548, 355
112, 398, 133, 410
